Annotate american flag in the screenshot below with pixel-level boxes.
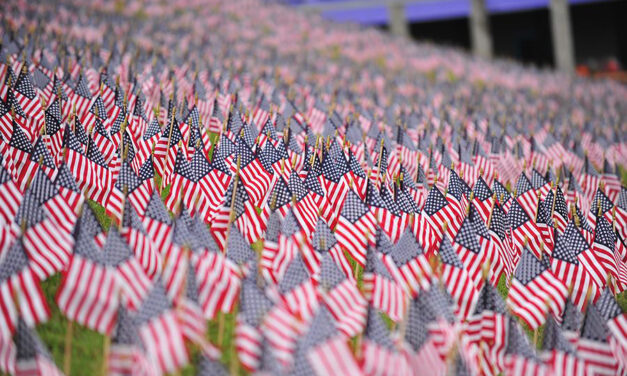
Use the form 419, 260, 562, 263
0, 239, 49, 340
235, 274, 273, 372
551, 221, 602, 309
13, 319, 63, 376
423, 186, 460, 245
595, 288, 627, 374
380, 228, 432, 297
108, 306, 155, 376
142, 191, 174, 252
284, 171, 312, 223
451, 205, 488, 289
561, 297, 584, 346
176, 257, 221, 360
503, 317, 548, 376
507, 247, 567, 329
0, 0, 626, 373
464, 283, 507, 376
318, 253, 367, 337
102, 227, 151, 311
362, 307, 411, 376
13, 66, 44, 131
437, 237, 479, 320
56, 218, 120, 334
134, 280, 189, 374
335, 190, 377, 267
508, 198, 544, 259
539, 315, 586, 376
366, 181, 404, 244
6, 122, 37, 189
576, 301, 619, 375
19, 174, 74, 280
194, 244, 241, 319
319, 148, 350, 228
276, 253, 318, 321
294, 306, 361, 376
363, 247, 407, 322
235, 131, 274, 208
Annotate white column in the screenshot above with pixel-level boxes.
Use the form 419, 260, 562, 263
389, 1, 409, 38
549, 0, 575, 74
469, 0, 492, 59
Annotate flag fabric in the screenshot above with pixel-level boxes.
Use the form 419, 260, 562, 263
0, 239, 49, 340
134, 281, 188, 374
235, 273, 273, 372
318, 253, 367, 337
503, 317, 548, 376
576, 301, 619, 375
56, 217, 120, 334
595, 288, 627, 374
335, 190, 377, 266
551, 221, 602, 309
381, 228, 432, 297
361, 307, 411, 376
539, 315, 586, 376
507, 247, 567, 329
294, 306, 361, 376
508, 198, 544, 259
13, 319, 62, 376
362, 248, 407, 322
438, 237, 479, 320
464, 282, 507, 376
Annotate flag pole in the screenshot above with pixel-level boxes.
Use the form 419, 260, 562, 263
63, 321, 74, 374
376, 139, 384, 188
162, 106, 176, 190
102, 334, 111, 376
223, 155, 242, 251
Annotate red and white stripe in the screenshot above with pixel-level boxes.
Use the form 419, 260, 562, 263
322, 279, 367, 337
138, 310, 188, 374
0, 269, 49, 338
22, 220, 74, 280
334, 212, 376, 267
576, 338, 618, 376
56, 255, 119, 334
363, 270, 407, 322
507, 272, 567, 330
15, 355, 63, 376
194, 251, 241, 318
117, 257, 152, 311
280, 280, 319, 322
440, 261, 479, 320
307, 336, 362, 376
235, 319, 263, 372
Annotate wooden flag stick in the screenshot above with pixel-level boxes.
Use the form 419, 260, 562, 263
102, 334, 111, 376
376, 139, 384, 186
223, 155, 242, 250
162, 107, 176, 190
63, 320, 74, 374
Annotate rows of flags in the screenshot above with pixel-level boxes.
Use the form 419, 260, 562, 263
0, 0, 626, 374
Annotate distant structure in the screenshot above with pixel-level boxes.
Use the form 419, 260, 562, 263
287, 0, 625, 75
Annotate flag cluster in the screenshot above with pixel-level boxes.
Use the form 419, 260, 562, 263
0, 0, 626, 375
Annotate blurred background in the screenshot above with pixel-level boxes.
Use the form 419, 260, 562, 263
281, 0, 627, 81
